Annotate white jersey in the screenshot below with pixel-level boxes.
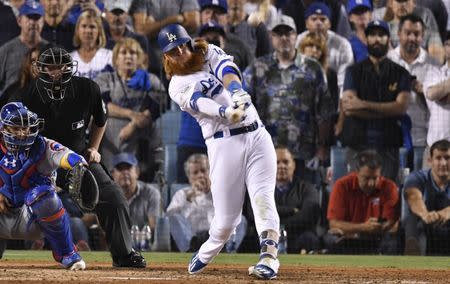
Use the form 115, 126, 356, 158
168, 44, 260, 139
169, 71, 260, 139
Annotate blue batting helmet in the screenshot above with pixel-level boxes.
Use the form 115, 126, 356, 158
0, 102, 43, 156
158, 24, 193, 53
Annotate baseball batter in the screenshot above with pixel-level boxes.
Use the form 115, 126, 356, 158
0, 102, 86, 270
158, 24, 281, 280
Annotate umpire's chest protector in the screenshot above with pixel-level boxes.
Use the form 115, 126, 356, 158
0, 137, 48, 207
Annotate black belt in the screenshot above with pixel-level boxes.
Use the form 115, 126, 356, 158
213, 121, 259, 139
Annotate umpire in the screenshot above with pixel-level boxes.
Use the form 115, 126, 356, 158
9, 46, 146, 268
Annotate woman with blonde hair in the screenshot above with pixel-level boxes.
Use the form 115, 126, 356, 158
299, 32, 338, 111
71, 9, 112, 79
94, 38, 164, 180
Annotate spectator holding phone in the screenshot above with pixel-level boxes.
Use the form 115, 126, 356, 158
323, 150, 400, 254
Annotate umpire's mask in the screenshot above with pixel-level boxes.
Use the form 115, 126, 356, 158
34, 47, 78, 101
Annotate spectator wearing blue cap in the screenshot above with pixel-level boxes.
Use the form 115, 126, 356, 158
41, 0, 76, 52
111, 152, 161, 231
296, 1, 354, 95
374, 0, 444, 64
0, 0, 48, 94
281, 0, 352, 39
347, 0, 373, 63
199, 0, 254, 71
226, 0, 272, 58
336, 20, 411, 181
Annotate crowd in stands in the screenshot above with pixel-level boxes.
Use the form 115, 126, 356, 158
0, 0, 448, 256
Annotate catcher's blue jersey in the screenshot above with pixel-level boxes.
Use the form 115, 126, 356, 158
0, 136, 75, 207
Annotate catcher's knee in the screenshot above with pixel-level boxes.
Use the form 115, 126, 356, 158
26, 185, 63, 219
260, 230, 279, 259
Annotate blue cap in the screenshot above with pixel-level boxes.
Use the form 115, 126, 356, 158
112, 152, 138, 168
365, 20, 390, 36
347, 0, 372, 14
199, 21, 226, 37
199, 0, 227, 13
19, 0, 44, 17
304, 2, 331, 20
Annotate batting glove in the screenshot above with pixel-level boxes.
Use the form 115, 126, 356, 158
231, 89, 252, 109
224, 105, 246, 124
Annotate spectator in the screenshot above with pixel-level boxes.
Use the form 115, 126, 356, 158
244, 15, 334, 184
324, 150, 399, 254
130, 0, 200, 39
275, 147, 321, 253
296, 2, 354, 93
347, 0, 373, 63
244, 0, 279, 29
0, 45, 43, 107
336, 20, 410, 181
387, 14, 442, 170
66, 0, 104, 25
282, 0, 352, 38
403, 139, 450, 255
425, 32, 450, 150
41, 0, 76, 52
0, 1, 20, 47
111, 152, 161, 231
376, 0, 448, 42
104, 0, 138, 47
374, 0, 444, 63
298, 32, 339, 113
94, 38, 163, 181
199, 0, 254, 71
227, 0, 272, 58
167, 154, 247, 252
0, 0, 47, 94
71, 9, 112, 80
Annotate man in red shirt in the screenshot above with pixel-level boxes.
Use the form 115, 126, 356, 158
324, 150, 399, 254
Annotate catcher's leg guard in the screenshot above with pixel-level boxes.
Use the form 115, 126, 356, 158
249, 230, 280, 280
26, 185, 80, 266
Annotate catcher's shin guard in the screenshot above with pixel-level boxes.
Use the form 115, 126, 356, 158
26, 185, 77, 261
248, 230, 280, 280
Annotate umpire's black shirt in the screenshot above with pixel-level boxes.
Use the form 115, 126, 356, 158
339, 57, 411, 148
9, 77, 108, 155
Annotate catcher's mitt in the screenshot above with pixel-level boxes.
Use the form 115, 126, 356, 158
67, 163, 99, 211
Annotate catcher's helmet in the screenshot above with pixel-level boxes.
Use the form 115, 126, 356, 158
158, 24, 193, 53
0, 102, 43, 156
34, 46, 78, 101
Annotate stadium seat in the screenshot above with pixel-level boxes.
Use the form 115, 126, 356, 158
163, 144, 178, 186
330, 146, 347, 191
156, 111, 181, 145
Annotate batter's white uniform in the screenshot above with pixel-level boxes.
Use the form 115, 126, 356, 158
168, 44, 280, 263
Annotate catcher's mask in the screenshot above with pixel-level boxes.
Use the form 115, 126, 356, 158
0, 102, 44, 157
34, 46, 78, 101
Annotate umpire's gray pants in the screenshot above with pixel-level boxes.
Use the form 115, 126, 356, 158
0, 205, 44, 258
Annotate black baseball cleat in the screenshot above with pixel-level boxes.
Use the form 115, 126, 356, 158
112, 249, 146, 268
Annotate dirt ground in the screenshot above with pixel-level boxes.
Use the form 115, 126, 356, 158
0, 261, 448, 283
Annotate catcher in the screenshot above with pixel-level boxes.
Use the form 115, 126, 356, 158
0, 102, 92, 270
